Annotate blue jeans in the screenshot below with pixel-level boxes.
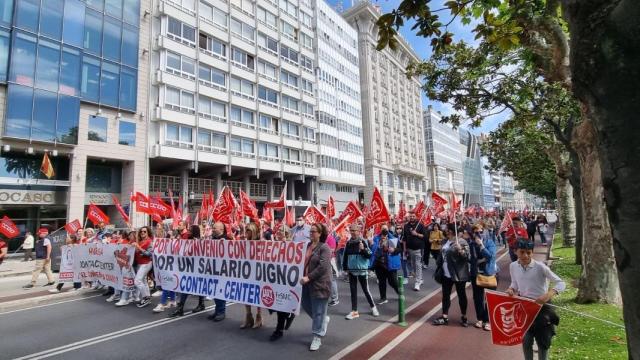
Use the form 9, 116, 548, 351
539, 230, 547, 244
301, 285, 329, 337
161, 290, 175, 304
214, 298, 226, 314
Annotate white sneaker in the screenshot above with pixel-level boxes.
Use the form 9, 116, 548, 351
309, 336, 322, 351
152, 304, 166, 313
371, 306, 380, 317
345, 311, 360, 320
413, 283, 420, 291
168, 300, 177, 308
106, 294, 117, 302
48, 288, 60, 293
115, 299, 130, 307
403, 278, 409, 285
151, 291, 162, 297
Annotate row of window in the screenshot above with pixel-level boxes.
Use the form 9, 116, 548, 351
88, 115, 136, 146
317, 155, 363, 175
317, 133, 363, 155
317, 112, 362, 137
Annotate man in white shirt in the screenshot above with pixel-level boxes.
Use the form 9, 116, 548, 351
23, 228, 55, 289
292, 216, 310, 243
507, 239, 565, 360
22, 231, 34, 261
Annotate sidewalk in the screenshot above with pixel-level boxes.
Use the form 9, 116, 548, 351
0, 258, 36, 278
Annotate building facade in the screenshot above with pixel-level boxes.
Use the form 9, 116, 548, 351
423, 107, 463, 201
342, 2, 428, 213
0, 0, 149, 248
480, 155, 496, 208
147, 0, 320, 215
314, 0, 365, 212
459, 128, 483, 206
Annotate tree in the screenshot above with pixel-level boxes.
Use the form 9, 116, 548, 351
377, 0, 635, 352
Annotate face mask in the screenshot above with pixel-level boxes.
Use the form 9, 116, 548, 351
381, 229, 389, 236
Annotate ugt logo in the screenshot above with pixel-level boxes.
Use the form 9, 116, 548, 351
493, 301, 528, 336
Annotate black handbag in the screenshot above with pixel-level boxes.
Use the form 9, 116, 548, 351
433, 264, 444, 284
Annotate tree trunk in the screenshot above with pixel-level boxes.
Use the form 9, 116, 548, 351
565, 0, 640, 355
572, 120, 620, 304
556, 175, 576, 247
568, 153, 584, 265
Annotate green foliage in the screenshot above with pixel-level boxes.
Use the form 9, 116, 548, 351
550, 237, 627, 359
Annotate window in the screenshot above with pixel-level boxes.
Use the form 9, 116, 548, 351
303, 127, 315, 142
119, 66, 136, 110
300, 11, 312, 28
11, 31, 37, 86
231, 0, 253, 14
103, 15, 122, 61
123, 0, 140, 25
282, 148, 300, 162
31, 90, 56, 142
281, 95, 299, 112
121, 24, 139, 68
105, 0, 123, 18
198, 95, 226, 122
279, 0, 297, 18
166, 124, 193, 147
257, 32, 278, 53
0, 0, 14, 26
57, 95, 80, 144
5, 84, 33, 139
88, 115, 108, 142
259, 114, 278, 133
257, 7, 276, 29
16, 0, 39, 32
280, 45, 298, 63
198, 129, 226, 150
100, 61, 119, 107
168, 17, 196, 46
230, 106, 254, 127
36, 39, 60, 92
300, 54, 313, 71
86, 0, 104, 11
259, 142, 279, 159
258, 85, 278, 104
199, 33, 226, 58
282, 121, 299, 137
165, 86, 195, 113
230, 76, 254, 98
0, 30, 10, 82
60, 47, 81, 96
41, 0, 64, 40
198, 63, 226, 88
280, 20, 296, 40
81, 55, 100, 101
84, 9, 103, 55
230, 137, 254, 155
230, 18, 255, 43
166, 51, 195, 78
199, 2, 227, 28
231, 47, 254, 70
301, 101, 313, 116
257, 60, 277, 80
300, 32, 312, 49
301, 78, 313, 93
119, 120, 136, 146
280, 69, 298, 88
63, 0, 86, 48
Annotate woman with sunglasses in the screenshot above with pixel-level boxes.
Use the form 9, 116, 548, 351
240, 222, 264, 329
133, 226, 154, 308
300, 223, 332, 351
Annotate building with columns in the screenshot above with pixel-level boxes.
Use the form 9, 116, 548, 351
342, 2, 428, 213
147, 0, 321, 215
0, 0, 149, 246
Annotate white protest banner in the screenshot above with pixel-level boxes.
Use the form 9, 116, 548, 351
74, 243, 136, 291
153, 239, 307, 314
58, 245, 75, 283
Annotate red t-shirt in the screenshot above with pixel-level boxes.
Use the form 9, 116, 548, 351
135, 238, 152, 265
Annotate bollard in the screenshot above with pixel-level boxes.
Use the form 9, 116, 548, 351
397, 273, 408, 327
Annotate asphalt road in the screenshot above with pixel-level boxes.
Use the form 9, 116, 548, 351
0, 268, 440, 360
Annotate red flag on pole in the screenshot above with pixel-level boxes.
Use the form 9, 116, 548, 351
135, 192, 151, 214
212, 187, 236, 222
0, 216, 20, 238
64, 219, 82, 234
326, 196, 335, 219
303, 206, 325, 225
262, 206, 273, 225
111, 195, 130, 224
240, 190, 260, 224
87, 203, 110, 225
150, 196, 171, 218
365, 187, 391, 229
265, 182, 286, 209
284, 206, 294, 227
499, 211, 516, 234
485, 290, 542, 346
413, 200, 426, 219
431, 191, 448, 210
397, 200, 407, 221
151, 213, 162, 224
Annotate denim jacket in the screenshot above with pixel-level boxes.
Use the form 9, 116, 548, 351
469, 233, 497, 276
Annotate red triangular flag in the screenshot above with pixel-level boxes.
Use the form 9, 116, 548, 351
135, 192, 151, 214
431, 191, 448, 210
413, 200, 426, 219
303, 206, 325, 225
150, 196, 171, 218
87, 203, 110, 225
0, 216, 20, 238
326, 196, 335, 219
240, 190, 260, 224
485, 290, 542, 346
364, 187, 390, 229
262, 206, 273, 226
284, 206, 294, 227
212, 187, 236, 222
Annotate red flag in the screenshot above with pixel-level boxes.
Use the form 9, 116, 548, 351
64, 219, 82, 234
413, 200, 426, 219
336, 201, 363, 224
111, 195, 130, 224
265, 182, 286, 209
303, 206, 325, 225
150, 196, 171, 218
464, 205, 476, 215
284, 206, 294, 227
326, 196, 335, 219
485, 290, 542, 346
169, 189, 182, 230
0, 216, 20, 238
431, 191, 448, 210
499, 211, 516, 233
397, 200, 407, 221
365, 187, 390, 229
135, 192, 151, 214
40, 151, 55, 179
87, 203, 110, 225
240, 190, 260, 223
151, 213, 162, 224
478, 206, 486, 217
419, 208, 433, 225
262, 206, 273, 225
212, 187, 236, 222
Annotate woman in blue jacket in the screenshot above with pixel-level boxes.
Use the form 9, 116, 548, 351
469, 223, 497, 331
370, 225, 402, 304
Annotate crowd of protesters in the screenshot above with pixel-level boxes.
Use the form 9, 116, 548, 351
16, 207, 562, 358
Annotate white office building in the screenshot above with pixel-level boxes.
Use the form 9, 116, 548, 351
147, 0, 319, 212
342, 2, 428, 213
314, 0, 365, 212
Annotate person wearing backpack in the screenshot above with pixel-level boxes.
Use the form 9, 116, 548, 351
342, 224, 379, 320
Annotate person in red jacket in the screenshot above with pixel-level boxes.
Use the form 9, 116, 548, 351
505, 216, 528, 262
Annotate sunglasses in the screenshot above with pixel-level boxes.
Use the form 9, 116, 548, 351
309, 230, 319, 233
139, 230, 148, 233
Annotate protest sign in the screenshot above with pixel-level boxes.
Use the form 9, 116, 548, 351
486, 290, 542, 346
73, 243, 136, 291
58, 245, 75, 283
153, 239, 307, 314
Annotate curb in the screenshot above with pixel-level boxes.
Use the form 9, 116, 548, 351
0, 289, 94, 313
0, 271, 32, 279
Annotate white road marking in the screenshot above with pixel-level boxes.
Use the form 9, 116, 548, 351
0, 294, 103, 316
